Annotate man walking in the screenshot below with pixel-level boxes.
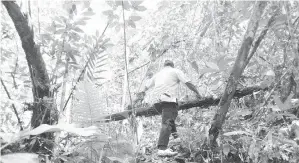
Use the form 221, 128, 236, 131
139, 60, 201, 156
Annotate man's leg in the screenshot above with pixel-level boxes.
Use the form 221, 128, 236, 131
157, 103, 178, 150
170, 115, 178, 139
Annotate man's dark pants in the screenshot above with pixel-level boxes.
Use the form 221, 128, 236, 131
155, 102, 178, 150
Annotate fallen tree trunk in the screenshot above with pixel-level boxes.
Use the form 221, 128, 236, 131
97, 86, 266, 122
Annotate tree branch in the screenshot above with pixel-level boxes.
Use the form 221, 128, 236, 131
245, 10, 278, 65
1, 79, 23, 130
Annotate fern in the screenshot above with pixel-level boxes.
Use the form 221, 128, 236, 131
85, 52, 108, 85
84, 36, 112, 85
71, 80, 103, 126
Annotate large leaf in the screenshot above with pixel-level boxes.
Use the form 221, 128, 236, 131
21, 124, 104, 137
223, 130, 252, 136
102, 10, 113, 16
135, 5, 146, 11
73, 27, 84, 33
205, 61, 219, 70
1, 153, 39, 163
56, 28, 65, 34
273, 93, 294, 111
74, 19, 87, 26
199, 67, 217, 75
115, 24, 121, 32
129, 15, 142, 21
83, 10, 95, 16
190, 61, 199, 74
130, 1, 144, 7
273, 14, 287, 28
123, 1, 131, 10
128, 20, 136, 28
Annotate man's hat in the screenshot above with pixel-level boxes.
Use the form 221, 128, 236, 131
164, 60, 174, 67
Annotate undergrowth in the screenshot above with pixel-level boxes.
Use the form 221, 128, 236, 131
49, 95, 299, 163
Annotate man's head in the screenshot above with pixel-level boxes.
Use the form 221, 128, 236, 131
164, 60, 174, 68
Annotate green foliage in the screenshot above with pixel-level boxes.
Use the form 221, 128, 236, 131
1, 0, 299, 162
103, 0, 146, 32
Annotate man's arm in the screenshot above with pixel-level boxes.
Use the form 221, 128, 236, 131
185, 82, 202, 99
176, 69, 202, 99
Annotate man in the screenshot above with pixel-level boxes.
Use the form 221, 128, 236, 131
139, 60, 201, 156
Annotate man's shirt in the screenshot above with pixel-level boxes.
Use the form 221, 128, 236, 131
146, 66, 191, 103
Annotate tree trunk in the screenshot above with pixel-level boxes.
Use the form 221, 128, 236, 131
208, 1, 267, 146
97, 86, 267, 122
2, 1, 58, 153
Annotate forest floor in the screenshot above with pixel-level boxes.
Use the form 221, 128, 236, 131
133, 107, 224, 163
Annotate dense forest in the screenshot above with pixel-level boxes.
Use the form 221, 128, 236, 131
1, 0, 299, 163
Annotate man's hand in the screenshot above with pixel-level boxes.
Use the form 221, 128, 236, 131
196, 93, 202, 99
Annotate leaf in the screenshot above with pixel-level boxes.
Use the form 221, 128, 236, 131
55, 23, 65, 28
274, 93, 294, 111
273, 14, 287, 27
223, 130, 252, 136
40, 33, 52, 41
123, 1, 131, 10
83, 10, 95, 16
128, 20, 136, 28
162, 35, 169, 41
106, 156, 124, 162
115, 24, 121, 32
129, 15, 142, 21
103, 43, 114, 48
273, 94, 286, 110
95, 70, 106, 74
55, 16, 66, 24
292, 99, 299, 108
74, 19, 87, 26
64, 43, 72, 52
73, 27, 84, 33
190, 61, 199, 74
234, 110, 252, 117
115, 1, 122, 6
68, 53, 77, 63
248, 140, 256, 160
1, 153, 39, 163
130, 1, 144, 7
21, 124, 106, 137
217, 56, 228, 70
265, 69, 275, 76
199, 67, 217, 74
102, 10, 113, 16
223, 144, 230, 156
94, 77, 106, 80
56, 28, 65, 34
78, 16, 91, 21
158, 1, 169, 10
96, 30, 99, 37
206, 61, 219, 70
135, 5, 146, 11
